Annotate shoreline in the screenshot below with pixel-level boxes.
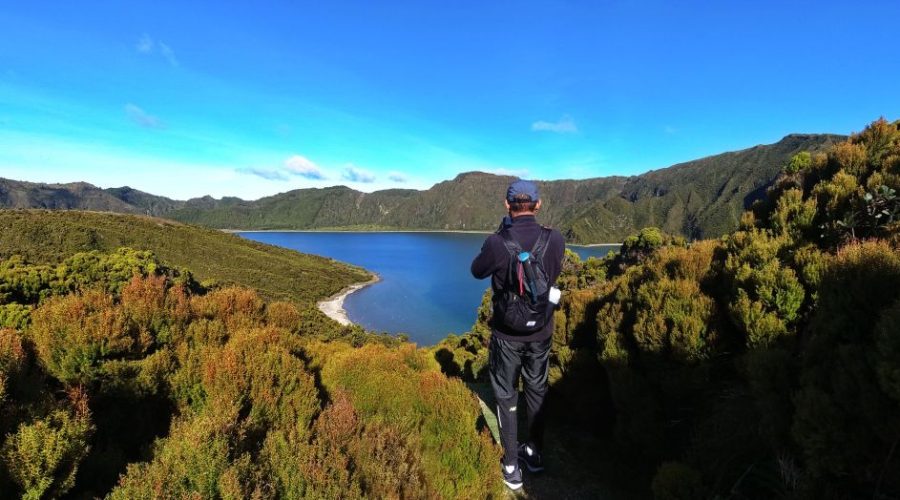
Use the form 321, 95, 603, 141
226, 228, 621, 246
317, 275, 381, 326
225, 228, 494, 235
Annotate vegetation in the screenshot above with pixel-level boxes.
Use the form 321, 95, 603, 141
0, 118, 893, 498
0, 246, 502, 498
0, 210, 370, 304
1, 133, 843, 243
436, 118, 900, 498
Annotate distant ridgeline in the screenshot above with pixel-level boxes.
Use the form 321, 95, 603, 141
0, 133, 844, 243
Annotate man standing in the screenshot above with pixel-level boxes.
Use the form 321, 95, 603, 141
471, 180, 565, 491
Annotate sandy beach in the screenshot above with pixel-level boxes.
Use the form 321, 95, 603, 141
317, 275, 380, 326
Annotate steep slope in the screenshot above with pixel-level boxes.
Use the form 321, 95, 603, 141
560, 133, 845, 241
166, 133, 843, 241
0, 178, 182, 216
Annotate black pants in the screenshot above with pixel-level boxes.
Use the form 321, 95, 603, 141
489, 334, 551, 466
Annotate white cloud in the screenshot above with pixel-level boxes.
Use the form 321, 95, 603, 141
136, 34, 154, 53
158, 42, 179, 67
488, 167, 530, 178
236, 167, 288, 181
387, 171, 408, 183
136, 34, 178, 67
284, 155, 326, 179
531, 115, 578, 134
124, 103, 163, 129
342, 165, 376, 183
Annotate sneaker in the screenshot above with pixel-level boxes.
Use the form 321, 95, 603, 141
502, 463, 523, 490
518, 443, 544, 473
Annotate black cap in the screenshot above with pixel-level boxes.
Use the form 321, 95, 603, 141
506, 179, 540, 202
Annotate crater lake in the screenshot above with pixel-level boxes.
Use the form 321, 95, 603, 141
238, 231, 619, 345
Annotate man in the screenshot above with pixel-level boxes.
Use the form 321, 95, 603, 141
470, 179, 565, 491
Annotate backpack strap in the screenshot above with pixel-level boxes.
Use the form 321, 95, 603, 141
530, 226, 553, 259
498, 228, 524, 258
498, 226, 552, 260
498, 229, 527, 297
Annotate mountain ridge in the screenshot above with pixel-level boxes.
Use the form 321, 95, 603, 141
0, 132, 846, 242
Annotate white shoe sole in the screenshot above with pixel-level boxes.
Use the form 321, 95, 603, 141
504, 480, 523, 490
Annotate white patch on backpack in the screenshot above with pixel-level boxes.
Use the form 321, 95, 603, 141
526, 321, 536, 327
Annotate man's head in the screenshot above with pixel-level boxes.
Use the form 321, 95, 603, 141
504, 179, 542, 215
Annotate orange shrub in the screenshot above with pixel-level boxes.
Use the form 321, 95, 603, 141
265, 301, 301, 331
28, 290, 141, 386
320, 343, 503, 498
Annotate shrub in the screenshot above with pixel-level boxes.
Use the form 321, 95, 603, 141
723, 229, 805, 348
784, 151, 811, 175
28, 290, 138, 386
320, 343, 503, 498
633, 277, 717, 361
1, 403, 93, 500
0, 303, 32, 330
201, 328, 320, 436
109, 401, 246, 499
265, 301, 301, 331
0, 327, 26, 408
792, 240, 900, 495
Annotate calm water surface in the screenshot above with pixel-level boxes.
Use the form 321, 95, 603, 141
238, 232, 618, 345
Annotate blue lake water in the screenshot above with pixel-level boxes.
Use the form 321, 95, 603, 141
238, 231, 619, 345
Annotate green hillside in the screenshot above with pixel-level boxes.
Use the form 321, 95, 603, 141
436, 118, 900, 498
0, 210, 369, 304
166, 134, 842, 242
564, 133, 846, 241
0, 133, 844, 243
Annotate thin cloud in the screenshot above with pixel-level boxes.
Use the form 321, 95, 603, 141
158, 42, 179, 67
388, 171, 408, 183
236, 167, 288, 181
531, 115, 578, 134
124, 103, 163, 129
135, 34, 178, 67
489, 167, 530, 178
664, 125, 678, 134
342, 165, 376, 183
136, 34, 154, 53
284, 155, 326, 180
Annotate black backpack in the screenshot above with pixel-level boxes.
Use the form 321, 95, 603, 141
493, 227, 553, 333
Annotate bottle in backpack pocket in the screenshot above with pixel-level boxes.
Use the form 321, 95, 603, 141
548, 286, 561, 305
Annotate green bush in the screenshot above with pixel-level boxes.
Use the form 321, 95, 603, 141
792, 241, 900, 494
321, 343, 503, 498
2, 404, 93, 500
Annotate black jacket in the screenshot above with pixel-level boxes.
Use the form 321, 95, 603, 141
471, 215, 566, 342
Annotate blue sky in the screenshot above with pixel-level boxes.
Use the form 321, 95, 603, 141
1, 1, 898, 200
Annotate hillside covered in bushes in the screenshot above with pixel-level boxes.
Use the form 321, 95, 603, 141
0, 247, 503, 498
0, 210, 369, 304
437, 118, 900, 498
